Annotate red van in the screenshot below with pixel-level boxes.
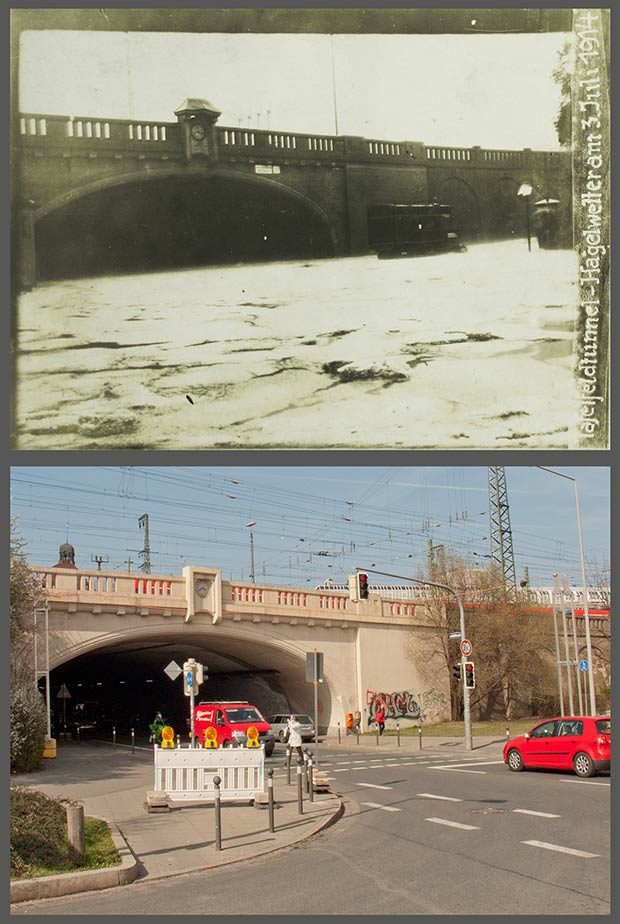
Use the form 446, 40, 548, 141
193, 701, 275, 756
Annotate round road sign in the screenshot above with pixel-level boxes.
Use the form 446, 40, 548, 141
460, 638, 473, 657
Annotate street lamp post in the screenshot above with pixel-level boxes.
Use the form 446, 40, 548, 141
517, 183, 533, 252
356, 567, 473, 750
245, 521, 256, 584
537, 468, 597, 715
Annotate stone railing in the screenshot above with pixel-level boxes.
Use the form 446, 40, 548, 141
16, 111, 560, 170
30, 568, 421, 622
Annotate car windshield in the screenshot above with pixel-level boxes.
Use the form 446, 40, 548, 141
297, 715, 313, 725
225, 708, 263, 724
596, 719, 611, 734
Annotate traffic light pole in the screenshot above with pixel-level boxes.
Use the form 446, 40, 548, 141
355, 567, 473, 751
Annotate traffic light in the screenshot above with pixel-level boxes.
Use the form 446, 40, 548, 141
464, 661, 476, 689
357, 572, 369, 600
452, 663, 462, 682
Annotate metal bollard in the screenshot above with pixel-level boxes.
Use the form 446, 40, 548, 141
307, 754, 314, 803
356, 726, 360, 745
267, 768, 275, 832
131, 727, 135, 755
418, 725, 422, 749
76, 725, 80, 745
176, 735, 180, 750
112, 726, 116, 749
286, 746, 292, 785
213, 775, 222, 850
506, 727, 510, 739
296, 758, 304, 814
306, 751, 313, 794
376, 724, 379, 746
338, 722, 341, 744
397, 722, 401, 747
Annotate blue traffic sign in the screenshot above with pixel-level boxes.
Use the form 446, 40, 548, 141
186, 671, 193, 686
579, 660, 589, 671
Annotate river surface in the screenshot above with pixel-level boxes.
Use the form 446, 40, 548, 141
13, 240, 580, 449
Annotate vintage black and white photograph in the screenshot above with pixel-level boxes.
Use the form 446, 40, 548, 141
10, 8, 610, 449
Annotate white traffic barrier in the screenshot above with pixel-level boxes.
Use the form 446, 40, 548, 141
153, 744, 265, 802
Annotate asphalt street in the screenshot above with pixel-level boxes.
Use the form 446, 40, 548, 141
13, 741, 609, 916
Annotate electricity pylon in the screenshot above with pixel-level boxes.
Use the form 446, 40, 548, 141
488, 467, 517, 603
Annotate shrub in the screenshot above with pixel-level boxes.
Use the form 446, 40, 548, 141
10, 682, 47, 774
10, 788, 68, 877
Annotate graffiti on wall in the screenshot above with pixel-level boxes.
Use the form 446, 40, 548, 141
366, 689, 449, 723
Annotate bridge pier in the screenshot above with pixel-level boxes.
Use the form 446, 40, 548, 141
14, 200, 37, 291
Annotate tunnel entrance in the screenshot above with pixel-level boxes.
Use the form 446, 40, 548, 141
35, 174, 335, 281
45, 638, 291, 742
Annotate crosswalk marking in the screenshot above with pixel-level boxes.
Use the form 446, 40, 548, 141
356, 782, 394, 790
426, 817, 480, 831
361, 802, 401, 812
417, 793, 463, 802
522, 840, 599, 858
513, 809, 560, 818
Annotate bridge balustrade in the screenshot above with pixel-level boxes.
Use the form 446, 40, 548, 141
17, 111, 559, 174
368, 140, 401, 156
230, 585, 264, 604
425, 146, 472, 162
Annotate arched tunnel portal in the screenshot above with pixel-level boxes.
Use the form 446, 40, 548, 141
45, 626, 334, 742
34, 171, 336, 281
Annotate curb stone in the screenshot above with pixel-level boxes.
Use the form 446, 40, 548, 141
10, 822, 138, 904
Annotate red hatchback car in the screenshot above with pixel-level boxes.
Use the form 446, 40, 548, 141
503, 716, 610, 778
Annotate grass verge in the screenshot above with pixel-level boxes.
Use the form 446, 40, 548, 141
11, 788, 121, 880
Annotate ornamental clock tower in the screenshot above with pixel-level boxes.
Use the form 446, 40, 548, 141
174, 98, 222, 163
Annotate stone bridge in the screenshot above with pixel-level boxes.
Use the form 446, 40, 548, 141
13, 98, 571, 287
32, 564, 451, 733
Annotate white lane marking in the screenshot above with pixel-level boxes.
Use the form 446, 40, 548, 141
560, 779, 610, 787
434, 760, 505, 768
426, 817, 480, 830
332, 769, 350, 773
513, 809, 561, 818
356, 782, 394, 790
350, 767, 370, 771
522, 840, 600, 858
417, 793, 463, 802
431, 767, 486, 774
361, 802, 402, 813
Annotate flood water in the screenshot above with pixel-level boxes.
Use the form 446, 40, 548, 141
14, 240, 580, 449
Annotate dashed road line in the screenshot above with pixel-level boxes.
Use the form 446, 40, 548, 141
522, 840, 600, 858
431, 767, 487, 774
426, 817, 480, 830
513, 809, 561, 818
356, 782, 394, 790
417, 793, 463, 802
559, 779, 610, 787
360, 802, 402, 812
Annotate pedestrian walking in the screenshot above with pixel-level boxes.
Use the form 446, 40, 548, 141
376, 706, 385, 736
287, 716, 304, 759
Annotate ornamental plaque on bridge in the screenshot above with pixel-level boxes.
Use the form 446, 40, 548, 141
164, 660, 182, 681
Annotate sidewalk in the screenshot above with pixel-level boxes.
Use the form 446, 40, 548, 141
11, 733, 508, 902
10, 741, 343, 902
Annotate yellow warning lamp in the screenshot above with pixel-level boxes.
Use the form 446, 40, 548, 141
246, 725, 260, 748
203, 725, 218, 749
161, 725, 175, 749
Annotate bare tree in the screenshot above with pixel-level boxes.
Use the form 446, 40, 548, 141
408, 551, 559, 721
